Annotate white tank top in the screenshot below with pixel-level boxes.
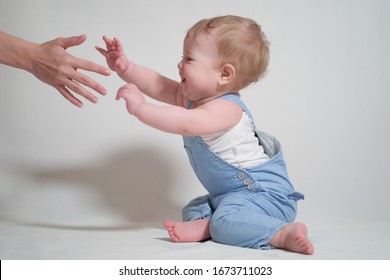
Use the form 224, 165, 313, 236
201, 112, 270, 168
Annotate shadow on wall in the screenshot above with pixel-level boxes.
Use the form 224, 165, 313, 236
6, 145, 183, 226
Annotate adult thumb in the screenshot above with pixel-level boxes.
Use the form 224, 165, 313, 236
56, 34, 87, 49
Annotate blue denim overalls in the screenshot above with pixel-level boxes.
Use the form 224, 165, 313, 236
182, 93, 304, 249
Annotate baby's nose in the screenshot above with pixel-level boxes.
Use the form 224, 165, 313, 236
177, 60, 183, 70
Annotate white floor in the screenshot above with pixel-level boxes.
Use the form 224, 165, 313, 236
1, 165, 389, 260
1, 217, 389, 260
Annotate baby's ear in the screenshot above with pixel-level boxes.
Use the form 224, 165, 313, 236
219, 64, 235, 85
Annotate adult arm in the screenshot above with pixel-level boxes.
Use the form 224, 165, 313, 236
0, 31, 111, 107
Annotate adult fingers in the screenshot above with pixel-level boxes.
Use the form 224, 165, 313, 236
57, 85, 83, 108
68, 67, 108, 96
62, 77, 100, 104
70, 55, 111, 77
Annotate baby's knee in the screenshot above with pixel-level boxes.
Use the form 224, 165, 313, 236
209, 217, 226, 244
209, 214, 239, 245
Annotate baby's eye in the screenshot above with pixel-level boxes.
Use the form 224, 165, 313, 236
182, 56, 194, 62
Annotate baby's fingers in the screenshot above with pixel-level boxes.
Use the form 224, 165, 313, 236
116, 84, 133, 100
102, 35, 118, 50
112, 37, 124, 52
115, 93, 122, 101
95, 45, 107, 56
116, 89, 127, 101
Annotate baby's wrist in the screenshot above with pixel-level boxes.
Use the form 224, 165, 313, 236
118, 60, 132, 78
132, 100, 145, 117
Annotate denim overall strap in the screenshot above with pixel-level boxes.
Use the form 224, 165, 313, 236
218, 94, 291, 161
218, 93, 255, 122
218, 94, 281, 157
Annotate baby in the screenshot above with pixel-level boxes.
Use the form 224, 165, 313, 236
97, 15, 314, 255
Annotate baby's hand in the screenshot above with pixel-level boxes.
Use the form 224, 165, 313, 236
116, 83, 145, 115
96, 36, 129, 74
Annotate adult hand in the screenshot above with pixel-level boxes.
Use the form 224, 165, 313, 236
30, 34, 111, 107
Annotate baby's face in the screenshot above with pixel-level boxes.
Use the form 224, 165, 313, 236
178, 34, 222, 102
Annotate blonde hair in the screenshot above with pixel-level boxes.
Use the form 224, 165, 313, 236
186, 15, 270, 91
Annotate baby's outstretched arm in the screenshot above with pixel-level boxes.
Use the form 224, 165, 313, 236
116, 84, 243, 136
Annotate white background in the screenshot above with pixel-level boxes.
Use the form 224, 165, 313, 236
1, 0, 389, 257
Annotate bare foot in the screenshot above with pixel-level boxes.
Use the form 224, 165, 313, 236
163, 219, 211, 242
270, 222, 314, 255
